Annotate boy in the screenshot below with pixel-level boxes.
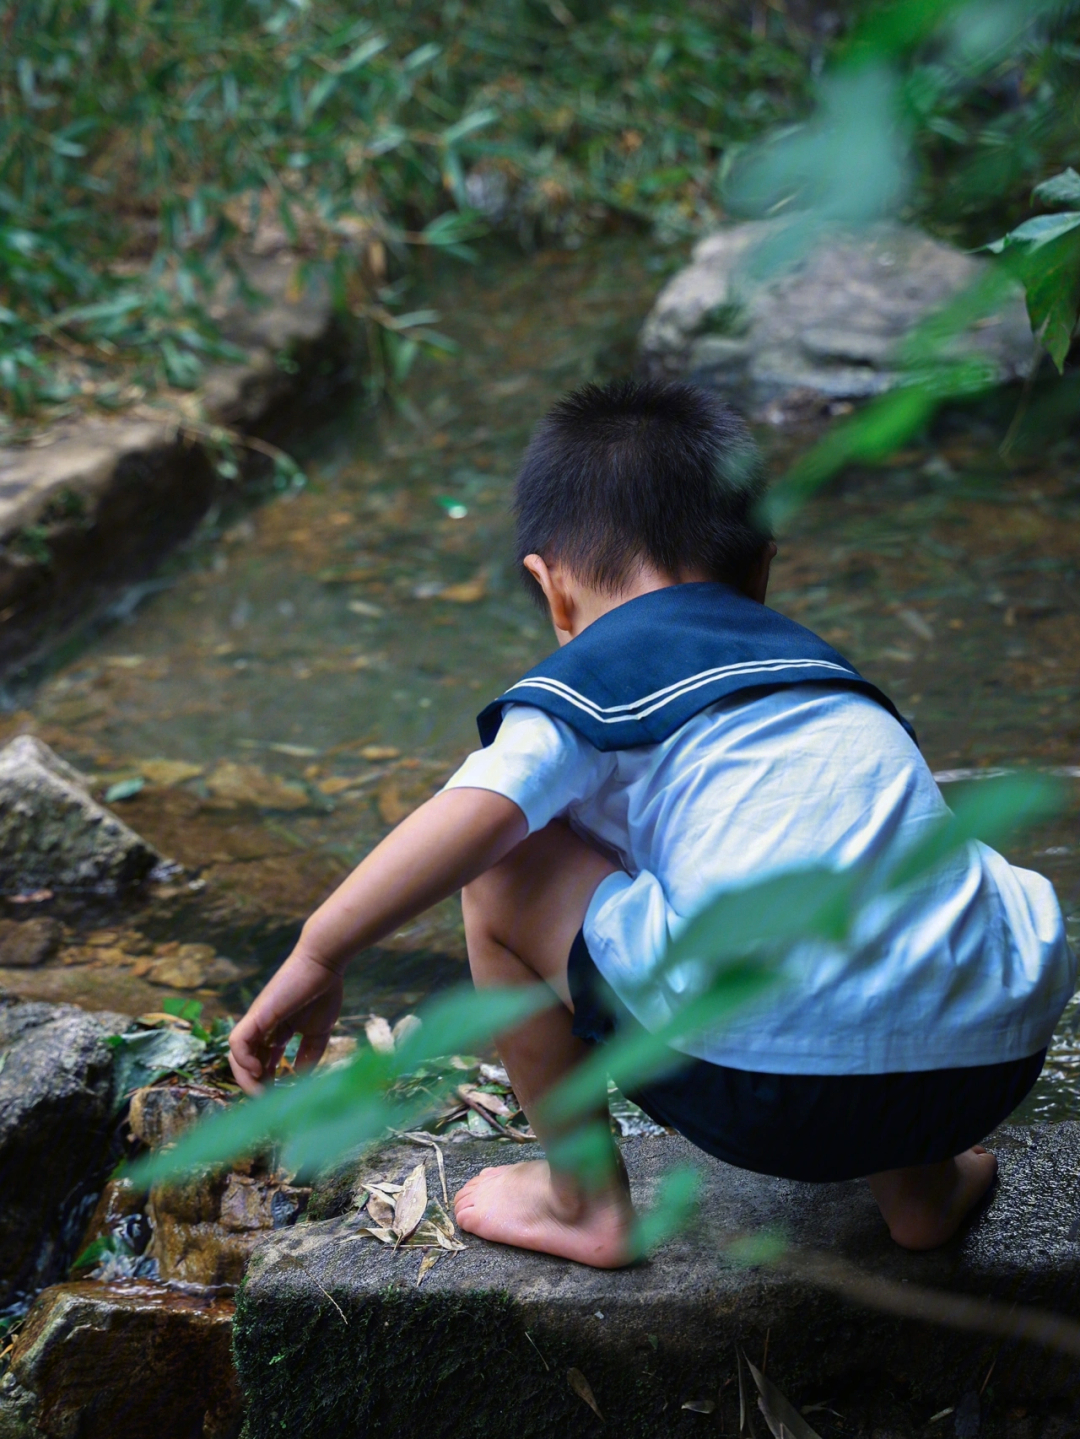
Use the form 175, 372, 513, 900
229, 379, 1074, 1268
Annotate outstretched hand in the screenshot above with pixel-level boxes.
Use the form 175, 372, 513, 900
227, 949, 344, 1096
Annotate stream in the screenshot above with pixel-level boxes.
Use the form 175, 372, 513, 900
2, 236, 1078, 1120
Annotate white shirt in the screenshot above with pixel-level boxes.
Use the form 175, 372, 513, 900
444, 687, 1075, 1075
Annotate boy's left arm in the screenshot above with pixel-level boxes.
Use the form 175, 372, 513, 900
228, 787, 526, 1094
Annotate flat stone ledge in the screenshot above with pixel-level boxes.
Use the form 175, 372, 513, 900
0, 255, 348, 678
235, 1125, 1080, 1439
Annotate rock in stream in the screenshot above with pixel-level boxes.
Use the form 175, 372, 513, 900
640, 220, 1035, 413
0, 736, 160, 893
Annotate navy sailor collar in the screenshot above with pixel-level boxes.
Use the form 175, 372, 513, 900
478, 581, 915, 752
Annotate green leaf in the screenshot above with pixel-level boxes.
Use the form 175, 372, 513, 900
338, 35, 389, 73
441, 109, 499, 147
161, 997, 204, 1021
1032, 169, 1080, 208
629, 1165, 701, 1259
111, 1027, 207, 1105
1019, 228, 1080, 372
989, 212, 1080, 251
105, 776, 145, 803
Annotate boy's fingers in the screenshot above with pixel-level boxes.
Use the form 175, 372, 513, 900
295, 1030, 332, 1070
228, 1049, 265, 1097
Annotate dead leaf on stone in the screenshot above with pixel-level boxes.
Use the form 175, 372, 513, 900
138, 759, 204, 786
744, 1354, 823, 1439
364, 1016, 394, 1053
205, 761, 309, 811
392, 1162, 428, 1243
681, 1399, 716, 1414
567, 1368, 604, 1422
462, 1088, 512, 1118
417, 1249, 442, 1286
366, 1192, 396, 1228
346, 1226, 395, 1244
319, 1035, 358, 1067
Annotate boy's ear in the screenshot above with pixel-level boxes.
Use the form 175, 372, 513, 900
522, 554, 575, 636
741, 542, 777, 604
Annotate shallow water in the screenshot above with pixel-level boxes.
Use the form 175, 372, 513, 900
3, 237, 1078, 1118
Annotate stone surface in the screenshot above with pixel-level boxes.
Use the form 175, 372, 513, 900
0, 916, 61, 968
128, 1083, 229, 1151
8, 1279, 242, 1439
0, 735, 160, 892
0, 992, 116, 1307
640, 220, 1035, 410
237, 1127, 1080, 1439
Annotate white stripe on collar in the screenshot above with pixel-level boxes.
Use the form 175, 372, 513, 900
502, 657, 856, 725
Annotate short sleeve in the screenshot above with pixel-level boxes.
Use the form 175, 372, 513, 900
441, 705, 612, 834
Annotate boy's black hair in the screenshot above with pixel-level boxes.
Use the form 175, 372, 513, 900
514, 378, 770, 605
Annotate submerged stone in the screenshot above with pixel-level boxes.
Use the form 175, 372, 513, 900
0, 993, 117, 1308
236, 1128, 1080, 1439
0, 735, 160, 892
0, 917, 61, 969
640, 221, 1034, 413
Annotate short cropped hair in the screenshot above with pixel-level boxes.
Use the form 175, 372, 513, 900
514, 378, 770, 605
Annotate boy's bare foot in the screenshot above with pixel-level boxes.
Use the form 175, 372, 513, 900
454, 1159, 635, 1268
869, 1146, 998, 1250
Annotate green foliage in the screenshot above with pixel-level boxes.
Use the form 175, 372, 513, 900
985, 168, 1080, 370
0, 0, 815, 424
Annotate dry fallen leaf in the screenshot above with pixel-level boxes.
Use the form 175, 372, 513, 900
361, 744, 400, 761
393, 1162, 428, 1243
463, 1088, 513, 1118
344, 1226, 395, 1245
744, 1355, 823, 1439
366, 1193, 396, 1228
567, 1368, 604, 1423
439, 576, 486, 604
417, 1249, 442, 1286
364, 1016, 394, 1053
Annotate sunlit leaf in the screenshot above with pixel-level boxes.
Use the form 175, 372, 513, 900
1032, 169, 1080, 208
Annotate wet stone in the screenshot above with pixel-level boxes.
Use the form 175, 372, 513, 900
8, 1279, 242, 1439
0, 917, 61, 969
236, 1128, 1080, 1439
128, 1083, 229, 1151
0, 993, 116, 1307
0, 735, 160, 893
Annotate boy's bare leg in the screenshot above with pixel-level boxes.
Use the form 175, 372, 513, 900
869, 1147, 998, 1250
454, 819, 633, 1268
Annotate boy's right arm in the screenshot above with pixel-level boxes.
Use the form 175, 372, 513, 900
228, 786, 527, 1094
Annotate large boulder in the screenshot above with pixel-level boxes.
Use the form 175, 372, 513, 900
236, 1127, 1080, 1438
0, 993, 117, 1307
0, 735, 160, 892
640, 220, 1035, 411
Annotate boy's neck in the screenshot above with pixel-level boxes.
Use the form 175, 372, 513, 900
553, 563, 714, 644
522, 547, 775, 646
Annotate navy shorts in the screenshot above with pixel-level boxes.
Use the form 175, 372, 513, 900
568, 930, 1045, 1183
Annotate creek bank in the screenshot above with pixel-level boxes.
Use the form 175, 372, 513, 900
0, 255, 350, 681
640, 221, 1034, 420
236, 1129, 1080, 1439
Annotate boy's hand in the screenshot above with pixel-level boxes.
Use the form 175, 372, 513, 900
228, 949, 343, 1096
